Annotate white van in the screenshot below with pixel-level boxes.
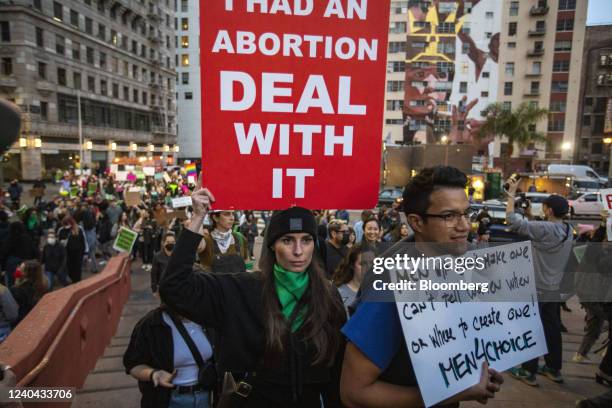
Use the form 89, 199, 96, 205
547, 164, 607, 185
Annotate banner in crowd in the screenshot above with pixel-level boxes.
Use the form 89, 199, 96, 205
113, 227, 138, 253
391, 242, 547, 407
200, 0, 390, 209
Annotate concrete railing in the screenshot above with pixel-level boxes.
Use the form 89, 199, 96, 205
0, 255, 131, 396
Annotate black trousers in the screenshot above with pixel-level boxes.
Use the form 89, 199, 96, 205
67, 252, 83, 283
522, 299, 562, 373
600, 303, 612, 376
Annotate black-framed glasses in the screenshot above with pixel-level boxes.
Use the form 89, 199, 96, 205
422, 209, 477, 228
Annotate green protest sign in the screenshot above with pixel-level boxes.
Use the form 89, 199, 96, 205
113, 227, 138, 253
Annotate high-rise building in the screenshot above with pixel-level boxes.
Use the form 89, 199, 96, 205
174, 0, 201, 160
382, 0, 587, 170
496, 0, 586, 169
575, 24, 612, 175
0, 0, 177, 180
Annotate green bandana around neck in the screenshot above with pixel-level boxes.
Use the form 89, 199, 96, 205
273, 263, 309, 333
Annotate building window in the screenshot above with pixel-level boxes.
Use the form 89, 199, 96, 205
437, 42, 455, 54
112, 83, 119, 98
532, 61, 541, 74
481, 91, 489, 97
98, 24, 106, 41
486, 11, 494, 18
87, 76, 95, 93
57, 68, 67, 86
33, 0, 42, 11
40, 101, 48, 119
53, 2, 63, 21
390, 22, 407, 34
436, 22, 455, 34
123, 86, 129, 101
386, 80, 405, 92
132, 64, 138, 79
559, 0, 576, 10
550, 100, 566, 112
181, 18, 188, 30
38, 62, 47, 79
551, 81, 568, 92
185, 92, 193, 100
181, 0, 188, 12
554, 40, 572, 52
133, 89, 139, 103
505, 62, 515, 75
388, 41, 407, 53
73, 72, 81, 90
73, 42, 81, 60
504, 82, 513, 96
387, 61, 405, 73
502, 102, 512, 111
0, 22, 10, 42
56, 35, 65, 55
552, 60, 570, 72
508, 22, 517, 36
548, 119, 565, 132
530, 81, 540, 94
100, 80, 108, 96
86, 47, 94, 64
1, 58, 12, 75
181, 54, 189, 66
99, 52, 106, 69
181, 72, 189, 85
509, 1, 519, 16
85, 17, 93, 34
181, 36, 189, 48
70, 10, 79, 27
508, 42, 516, 49
583, 115, 591, 126
142, 91, 148, 105
386, 100, 403, 111
111, 30, 118, 45
556, 19, 574, 32
36, 27, 44, 47
482, 72, 490, 78
459, 82, 468, 93
585, 97, 593, 106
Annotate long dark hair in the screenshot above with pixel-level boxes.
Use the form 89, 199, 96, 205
332, 244, 363, 287
21, 260, 48, 301
258, 237, 345, 366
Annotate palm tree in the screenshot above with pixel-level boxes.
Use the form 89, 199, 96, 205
477, 102, 549, 175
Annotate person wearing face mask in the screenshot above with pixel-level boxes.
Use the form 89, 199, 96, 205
151, 232, 176, 296
324, 220, 350, 278
41, 231, 68, 289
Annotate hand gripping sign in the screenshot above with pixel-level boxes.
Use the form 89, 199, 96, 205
200, 0, 390, 209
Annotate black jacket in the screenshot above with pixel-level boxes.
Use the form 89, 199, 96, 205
122, 308, 180, 408
150, 250, 170, 293
41, 243, 66, 274
159, 229, 346, 408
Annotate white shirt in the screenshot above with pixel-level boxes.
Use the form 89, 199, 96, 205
162, 312, 213, 386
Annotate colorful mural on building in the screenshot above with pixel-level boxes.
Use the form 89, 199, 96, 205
403, 0, 500, 150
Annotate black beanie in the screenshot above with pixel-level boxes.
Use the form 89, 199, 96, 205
265, 207, 318, 247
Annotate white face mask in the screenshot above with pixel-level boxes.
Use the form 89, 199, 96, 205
47, 238, 57, 245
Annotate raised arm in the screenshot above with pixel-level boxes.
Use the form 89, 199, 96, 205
158, 180, 226, 327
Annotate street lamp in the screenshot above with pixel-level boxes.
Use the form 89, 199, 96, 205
130, 142, 138, 152
440, 135, 449, 165
604, 137, 612, 182
84, 140, 93, 150
561, 141, 573, 165
109, 141, 117, 151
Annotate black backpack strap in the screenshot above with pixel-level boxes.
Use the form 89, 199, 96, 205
166, 311, 206, 369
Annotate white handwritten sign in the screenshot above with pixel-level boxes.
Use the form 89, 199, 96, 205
171, 196, 193, 209
392, 242, 547, 407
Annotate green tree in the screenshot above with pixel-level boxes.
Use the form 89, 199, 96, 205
477, 102, 549, 175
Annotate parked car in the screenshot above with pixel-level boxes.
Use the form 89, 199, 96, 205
378, 187, 403, 207
569, 192, 602, 217
571, 178, 601, 194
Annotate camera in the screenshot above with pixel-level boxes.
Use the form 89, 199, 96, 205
503, 173, 521, 192
515, 193, 531, 212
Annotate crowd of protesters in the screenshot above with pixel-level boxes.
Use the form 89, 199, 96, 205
2, 164, 612, 407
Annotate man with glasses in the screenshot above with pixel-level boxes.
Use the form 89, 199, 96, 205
340, 166, 503, 407
324, 220, 350, 278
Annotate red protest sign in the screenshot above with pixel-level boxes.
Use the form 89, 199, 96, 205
200, 0, 390, 210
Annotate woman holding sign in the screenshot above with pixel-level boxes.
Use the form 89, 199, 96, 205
159, 177, 347, 407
